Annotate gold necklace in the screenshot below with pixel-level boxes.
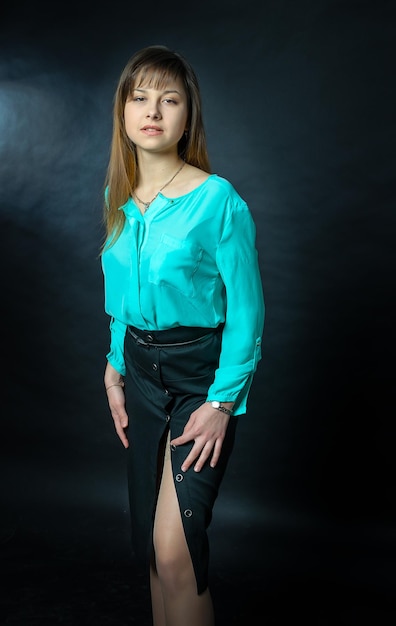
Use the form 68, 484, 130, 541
133, 161, 185, 212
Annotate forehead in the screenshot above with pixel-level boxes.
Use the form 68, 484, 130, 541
133, 67, 185, 92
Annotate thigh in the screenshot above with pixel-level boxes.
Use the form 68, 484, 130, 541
153, 431, 190, 561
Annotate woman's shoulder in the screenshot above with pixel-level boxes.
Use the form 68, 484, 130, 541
184, 165, 244, 201
205, 174, 248, 210
180, 164, 227, 188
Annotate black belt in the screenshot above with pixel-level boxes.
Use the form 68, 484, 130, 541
127, 324, 223, 348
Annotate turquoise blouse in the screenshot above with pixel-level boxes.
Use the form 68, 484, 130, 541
101, 174, 265, 415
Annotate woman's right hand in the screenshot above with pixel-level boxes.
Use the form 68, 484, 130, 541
104, 362, 129, 448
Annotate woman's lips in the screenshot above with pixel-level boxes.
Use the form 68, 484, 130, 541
141, 125, 163, 135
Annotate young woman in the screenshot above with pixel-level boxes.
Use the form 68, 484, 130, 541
101, 44, 265, 626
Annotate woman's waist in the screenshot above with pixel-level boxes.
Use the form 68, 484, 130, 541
127, 324, 224, 347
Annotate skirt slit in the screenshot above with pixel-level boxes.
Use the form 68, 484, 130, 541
123, 325, 237, 594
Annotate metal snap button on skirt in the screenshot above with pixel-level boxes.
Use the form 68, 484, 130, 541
123, 325, 237, 595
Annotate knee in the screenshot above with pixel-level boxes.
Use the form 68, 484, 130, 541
154, 546, 193, 594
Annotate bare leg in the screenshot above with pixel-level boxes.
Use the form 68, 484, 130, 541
150, 432, 215, 626
150, 559, 166, 626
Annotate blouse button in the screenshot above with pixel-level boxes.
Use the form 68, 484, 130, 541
166, 414, 171, 422
170, 444, 177, 452
184, 509, 193, 518
175, 474, 183, 482
147, 334, 154, 342
152, 363, 158, 371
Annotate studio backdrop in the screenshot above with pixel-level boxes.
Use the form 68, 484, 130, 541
1, 0, 395, 577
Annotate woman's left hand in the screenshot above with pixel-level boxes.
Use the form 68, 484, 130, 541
170, 402, 232, 472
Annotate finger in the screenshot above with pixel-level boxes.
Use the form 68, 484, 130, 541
193, 441, 215, 473
170, 415, 196, 446
209, 438, 223, 468
112, 411, 129, 448
115, 408, 129, 429
181, 439, 214, 473
178, 441, 204, 472
114, 420, 129, 448
170, 432, 194, 447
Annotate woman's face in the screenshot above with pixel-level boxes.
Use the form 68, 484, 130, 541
124, 75, 188, 156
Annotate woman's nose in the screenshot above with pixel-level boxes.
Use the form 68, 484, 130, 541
146, 103, 161, 119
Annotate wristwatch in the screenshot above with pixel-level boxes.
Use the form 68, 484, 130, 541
210, 401, 233, 416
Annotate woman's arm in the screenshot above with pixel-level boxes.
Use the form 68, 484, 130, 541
104, 360, 129, 448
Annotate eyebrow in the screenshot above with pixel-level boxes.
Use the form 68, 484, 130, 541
133, 88, 182, 95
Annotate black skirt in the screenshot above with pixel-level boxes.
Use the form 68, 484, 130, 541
123, 324, 238, 595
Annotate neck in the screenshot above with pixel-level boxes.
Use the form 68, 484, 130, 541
133, 155, 186, 212
136, 152, 183, 188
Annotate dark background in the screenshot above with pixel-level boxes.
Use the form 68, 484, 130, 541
1, 1, 395, 624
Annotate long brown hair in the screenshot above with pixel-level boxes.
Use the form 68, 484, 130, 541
101, 45, 211, 248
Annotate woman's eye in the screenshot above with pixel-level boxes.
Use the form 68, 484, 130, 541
163, 98, 177, 104
133, 97, 145, 102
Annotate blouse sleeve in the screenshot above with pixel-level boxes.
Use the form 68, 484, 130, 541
106, 316, 127, 376
206, 203, 265, 415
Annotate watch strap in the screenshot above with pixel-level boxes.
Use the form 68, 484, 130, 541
210, 401, 233, 416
